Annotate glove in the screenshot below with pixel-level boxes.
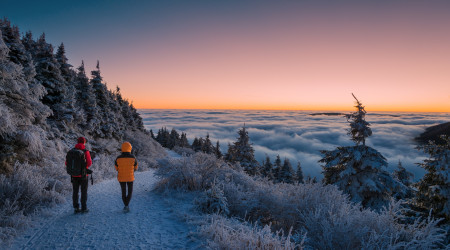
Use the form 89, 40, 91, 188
86, 169, 93, 174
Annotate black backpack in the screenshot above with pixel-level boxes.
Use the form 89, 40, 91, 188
66, 148, 87, 176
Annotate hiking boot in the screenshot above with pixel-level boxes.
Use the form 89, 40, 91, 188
74, 208, 81, 214
81, 208, 89, 213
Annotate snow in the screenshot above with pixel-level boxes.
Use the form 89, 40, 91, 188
8, 170, 203, 249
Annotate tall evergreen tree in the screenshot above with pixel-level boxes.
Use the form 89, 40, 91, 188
168, 128, 180, 149
203, 133, 214, 154
0, 18, 36, 81
346, 93, 372, 146
226, 126, 259, 175
280, 158, 295, 183
192, 137, 202, 152
90, 60, 112, 137
150, 129, 155, 139
414, 135, 449, 223
214, 141, 223, 159
393, 160, 414, 187
261, 155, 274, 180
320, 94, 409, 209
180, 132, 189, 148
296, 161, 304, 183
273, 155, 282, 182
34, 33, 74, 126
75, 61, 97, 131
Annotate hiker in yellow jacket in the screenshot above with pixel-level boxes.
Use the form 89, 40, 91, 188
115, 142, 138, 212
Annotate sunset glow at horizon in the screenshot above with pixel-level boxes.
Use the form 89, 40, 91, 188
2, 0, 449, 112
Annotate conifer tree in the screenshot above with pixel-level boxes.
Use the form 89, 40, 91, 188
280, 158, 295, 183
75, 61, 97, 130
203, 133, 213, 154
261, 155, 274, 180
225, 142, 234, 162
168, 128, 180, 149
55, 42, 77, 124
90, 60, 112, 137
180, 132, 189, 148
150, 129, 155, 139
226, 126, 259, 175
34, 33, 74, 126
320, 94, 409, 209
296, 161, 304, 183
192, 137, 202, 152
215, 141, 223, 158
156, 127, 169, 147
273, 155, 282, 182
414, 135, 449, 222
346, 93, 372, 146
393, 160, 414, 187
0, 18, 35, 81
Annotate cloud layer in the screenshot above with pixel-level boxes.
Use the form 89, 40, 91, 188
140, 110, 450, 180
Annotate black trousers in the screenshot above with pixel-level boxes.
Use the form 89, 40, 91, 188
72, 177, 88, 209
120, 182, 133, 206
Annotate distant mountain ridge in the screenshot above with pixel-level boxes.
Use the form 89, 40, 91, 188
415, 122, 450, 145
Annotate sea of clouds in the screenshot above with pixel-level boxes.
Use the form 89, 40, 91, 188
139, 109, 449, 180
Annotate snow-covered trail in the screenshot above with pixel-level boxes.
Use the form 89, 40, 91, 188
10, 170, 201, 249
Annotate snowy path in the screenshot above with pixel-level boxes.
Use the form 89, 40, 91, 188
9, 170, 202, 249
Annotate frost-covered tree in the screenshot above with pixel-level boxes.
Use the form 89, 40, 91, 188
273, 155, 282, 182
180, 132, 189, 148
346, 93, 372, 146
54, 43, 77, 124
90, 61, 113, 137
320, 94, 409, 209
202, 134, 214, 154
156, 127, 170, 147
393, 160, 414, 187
192, 137, 202, 152
150, 129, 155, 139
214, 141, 223, 159
75, 61, 97, 131
415, 135, 449, 222
296, 161, 304, 183
168, 128, 180, 149
226, 126, 259, 175
0, 18, 35, 81
34, 33, 75, 126
279, 158, 295, 183
261, 155, 274, 180
0, 29, 50, 172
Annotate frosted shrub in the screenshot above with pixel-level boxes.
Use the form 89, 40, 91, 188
89, 153, 117, 183
157, 153, 447, 248
155, 153, 229, 191
172, 146, 195, 157
200, 215, 300, 250
16, 127, 45, 158
0, 162, 64, 242
123, 130, 166, 159
196, 180, 229, 215
0, 103, 14, 135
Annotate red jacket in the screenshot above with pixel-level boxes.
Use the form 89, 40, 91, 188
66, 143, 92, 177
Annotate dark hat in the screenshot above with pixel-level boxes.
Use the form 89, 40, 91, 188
77, 137, 87, 144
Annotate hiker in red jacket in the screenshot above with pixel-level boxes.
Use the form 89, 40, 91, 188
66, 137, 92, 213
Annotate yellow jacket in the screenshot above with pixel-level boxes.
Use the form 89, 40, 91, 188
115, 142, 138, 182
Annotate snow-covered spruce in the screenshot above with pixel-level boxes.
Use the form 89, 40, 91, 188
415, 135, 450, 223
320, 94, 411, 209
225, 125, 260, 176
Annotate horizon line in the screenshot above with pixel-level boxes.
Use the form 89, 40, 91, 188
136, 107, 450, 113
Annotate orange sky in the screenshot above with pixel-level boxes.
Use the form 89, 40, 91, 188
60, 1, 450, 112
